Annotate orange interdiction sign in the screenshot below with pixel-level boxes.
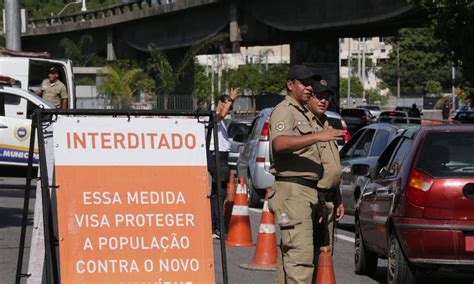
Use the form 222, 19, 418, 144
53, 117, 215, 283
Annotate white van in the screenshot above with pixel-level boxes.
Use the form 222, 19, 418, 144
0, 48, 76, 109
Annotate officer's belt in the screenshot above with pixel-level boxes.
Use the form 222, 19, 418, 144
275, 176, 317, 189
317, 190, 336, 203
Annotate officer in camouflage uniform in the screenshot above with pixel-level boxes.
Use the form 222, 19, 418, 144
268, 65, 345, 283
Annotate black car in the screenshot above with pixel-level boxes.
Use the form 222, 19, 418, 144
341, 108, 376, 134
339, 123, 407, 215
453, 111, 474, 124
225, 119, 253, 169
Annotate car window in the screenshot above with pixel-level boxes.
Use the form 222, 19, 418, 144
352, 129, 376, 158
4, 93, 21, 105
374, 136, 403, 179
341, 109, 364, 117
385, 138, 412, 178
227, 122, 252, 139
327, 117, 343, 130
247, 115, 262, 141
340, 129, 365, 159
415, 132, 474, 177
370, 129, 391, 156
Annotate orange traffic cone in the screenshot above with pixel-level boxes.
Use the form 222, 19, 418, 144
226, 176, 253, 247
240, 189, 277, 271
223, 172, 237, 233
315, 246, 336, 284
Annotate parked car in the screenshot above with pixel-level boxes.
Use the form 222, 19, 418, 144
453, 111, 474, 124
378, 110, 409, 124
394, 106, 412, 113
237, 108, 348, 207
358, 105, 382, 118
326, 110, 351, 150
341, 108, 375, 134
339, 123, 406, 215
353, 124, 474, 283
0, 76, 54, 176
225, 119, 253, 169
237, 108, 273, 207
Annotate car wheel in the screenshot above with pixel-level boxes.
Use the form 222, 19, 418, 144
354, 222, 378, 275
387, 233, 416, 284
247, 176, 261, 208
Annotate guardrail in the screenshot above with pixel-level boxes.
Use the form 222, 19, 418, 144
27, 0, 155, 29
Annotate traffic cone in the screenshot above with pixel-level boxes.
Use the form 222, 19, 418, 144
223, 172, 236, 233
240, 189, 277, 271
315, 246, 336, 284
226, 176, 253, 247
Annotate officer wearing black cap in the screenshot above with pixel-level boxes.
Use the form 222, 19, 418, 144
268, 65, 345, 283
307, 79, 344, 273
35, 66, 68, 109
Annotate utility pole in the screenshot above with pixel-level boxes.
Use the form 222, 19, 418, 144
347, 38, 352, 108
362, 37, 366, 101
396, 44, 400, 98
452, 57, 456, 114
357, 38, 361, 79
5, 0, 22, 51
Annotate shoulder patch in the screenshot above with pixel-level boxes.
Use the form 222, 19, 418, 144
275, 121, 286, 132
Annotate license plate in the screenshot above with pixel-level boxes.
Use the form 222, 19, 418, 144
465, 235, 474, 252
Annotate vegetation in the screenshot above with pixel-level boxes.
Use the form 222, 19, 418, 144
340, 76, 364, 98
59, 34, 106, 67
377, 28, 460, 97
408, 0, 473, 104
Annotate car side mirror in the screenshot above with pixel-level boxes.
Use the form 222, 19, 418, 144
351, 164, 370, 177
233, 134, 248, 143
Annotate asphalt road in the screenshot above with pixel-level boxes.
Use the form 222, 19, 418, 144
1, 177, 473, 284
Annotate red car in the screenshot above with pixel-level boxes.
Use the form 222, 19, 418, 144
352, 124, 474, 283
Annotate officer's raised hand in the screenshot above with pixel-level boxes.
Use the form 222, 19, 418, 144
316, 126, 345, 142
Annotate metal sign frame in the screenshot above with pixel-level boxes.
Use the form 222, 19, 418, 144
16, 108, 229, 284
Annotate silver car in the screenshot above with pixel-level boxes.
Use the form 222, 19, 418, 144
226, 119, 253, 169
237, 108, 348, 207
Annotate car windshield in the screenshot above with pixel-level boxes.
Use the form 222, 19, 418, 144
360, 105, 380, 111
227, 122, 252, 139
341, 109, 364, 117
415, 132, 474, 177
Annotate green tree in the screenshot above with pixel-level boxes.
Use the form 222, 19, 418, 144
59, 34, 105, 66
340, 76, 364, 98
147, 33, 228, 95
377, 27, 455, 96
98, 65, 143, 109
226, 63, 288, 96
365, 88, 387, 105
424, 80, 443, 97
409, 0, 474, 105
192, 61, 214, 105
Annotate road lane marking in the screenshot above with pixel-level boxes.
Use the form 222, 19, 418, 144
336, 234, 355, 243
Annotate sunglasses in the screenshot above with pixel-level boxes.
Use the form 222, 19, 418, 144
295, 79, 313, 87
312, 94, 331, 101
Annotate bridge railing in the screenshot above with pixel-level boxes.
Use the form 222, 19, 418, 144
27, 0, 156, 29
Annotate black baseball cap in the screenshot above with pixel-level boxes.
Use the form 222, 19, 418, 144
313, 79, 334, 96
287, 65, 315, 81
48, 67, 58, 74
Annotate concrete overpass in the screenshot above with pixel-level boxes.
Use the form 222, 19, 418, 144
21, 0, 423, 107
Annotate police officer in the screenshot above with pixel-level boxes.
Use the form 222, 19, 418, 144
35, 67, 68, 109
268, 65, 345, 283
306, 80, 344, 264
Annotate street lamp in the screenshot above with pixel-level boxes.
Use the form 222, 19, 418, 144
57, 0, 87, 16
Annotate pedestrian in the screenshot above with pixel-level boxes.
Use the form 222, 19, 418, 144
208, 88, 240, 239
306, 79, 345, 271
34, 67, 68, 109
408, 103, 421, 124
268, 65, 345, 283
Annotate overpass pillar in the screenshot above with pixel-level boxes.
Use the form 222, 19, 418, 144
290, 37, 340, 112
107, 28, 117, 61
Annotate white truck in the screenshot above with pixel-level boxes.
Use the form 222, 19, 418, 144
0, 48, 75, 176
0, 48, 76, 108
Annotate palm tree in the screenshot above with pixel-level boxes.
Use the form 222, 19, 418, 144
59, 34, 105, 67
148, 33, 229, 95
98, 66, 143, 109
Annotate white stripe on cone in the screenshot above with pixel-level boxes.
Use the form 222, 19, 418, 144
263, 201, 269, 212
259, 223, 276, 234
236, 184, 247, 194
232, 205, 249, 216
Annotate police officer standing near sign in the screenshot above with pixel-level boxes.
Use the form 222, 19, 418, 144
268, 65, 345, 283
306, 79, 345, 267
